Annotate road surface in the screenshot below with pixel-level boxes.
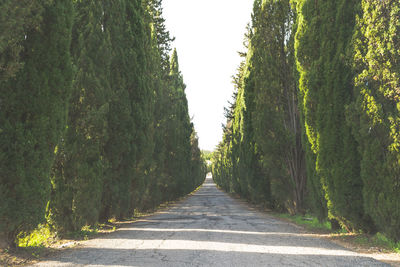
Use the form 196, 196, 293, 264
33, 174, 389, 266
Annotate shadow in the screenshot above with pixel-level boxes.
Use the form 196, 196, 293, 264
101, 228, 343, 249
36, 247, 389, 267
33, 177, 392, 266
1, 246, 59, 266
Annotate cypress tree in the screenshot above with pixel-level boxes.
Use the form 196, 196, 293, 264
295, 0, 372, 230
143, 0, 173, 206
130, 0, 157, 214
146, 0, 174, 74
163, 49, 193, 198
100, 0, 154, 219
213, 34, 268, 204
0, 0, 73, 246
294, 0, 329, 221
250, 0, 305, 213
236, 51, 266, 203
48, 0, 111, 232
100, 0, 135, 220
349, 0, 400, 240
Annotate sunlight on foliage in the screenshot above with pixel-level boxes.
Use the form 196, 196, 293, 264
17, 224, 55, 248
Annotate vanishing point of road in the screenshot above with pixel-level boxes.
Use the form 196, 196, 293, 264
34, 174, 390, 266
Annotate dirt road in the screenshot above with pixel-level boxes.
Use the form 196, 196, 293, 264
33, 174, 390, 266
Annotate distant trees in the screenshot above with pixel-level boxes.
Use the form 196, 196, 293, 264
213, 0, 400, 241
0, 0, 205, 247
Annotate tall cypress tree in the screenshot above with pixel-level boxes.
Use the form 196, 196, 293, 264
100, 0, 135, 220
349, 0, 400, 240
100, 0, 153, 220
295, 0, 372, 230
212, 27, 268, 204
142, 0, 174, 206
294, 0, 329, 221
0, 0, 73, 246
163, 49, 193, 198
236, 46, 266, 203
126, 0, 155, 215
250, 0, 305, 213
49, 0, 111, 232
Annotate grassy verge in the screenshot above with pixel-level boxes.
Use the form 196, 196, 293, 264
0, 222, 119, 266
274, 213, 400, 254
353, 232, 400, 253
273, 213, 332, 232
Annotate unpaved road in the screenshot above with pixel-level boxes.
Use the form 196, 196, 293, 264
33, 174, 390, 266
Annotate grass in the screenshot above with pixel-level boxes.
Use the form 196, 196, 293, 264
274, 213, 332, 232
17, 222, 117, 247
0, 222, 118, 266
354, 232, 400, 253
0, 225, 59, 265
274, 213, 400, 254
65, 225, 99, 240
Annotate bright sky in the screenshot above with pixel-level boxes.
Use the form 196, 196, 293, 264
162, 0, 254, 151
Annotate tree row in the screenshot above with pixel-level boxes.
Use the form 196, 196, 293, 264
212, 0, 400, 241
0, 0, 206, 247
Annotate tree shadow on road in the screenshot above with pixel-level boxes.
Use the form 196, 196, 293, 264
40, 247, 389, 267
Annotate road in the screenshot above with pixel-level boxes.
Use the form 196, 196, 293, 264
34, 174, 390, 267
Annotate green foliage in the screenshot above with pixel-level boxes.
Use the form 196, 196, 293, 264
294, 0, 328, 220
202, 151, 213, 172
0, 0, 74, 246
213, 41, 269, 205
275, 213, 332, 232
214, 0, 400, 243
17, 224, 55, 248
0, 0, 205, 247
146, 0, 174, 73
161, 49, 197, 198
0, 0, 52, 80
202, 151, 213, 161
351, 232, 400, 254
348, 0, 400, 241
213, 0, 305, 214
294, 0, 371, 231
99, 0, 151, 220
212, 61, 243, 195
49, 0, 111, 232
66, 225, 99, 241
250, 0, 306, 213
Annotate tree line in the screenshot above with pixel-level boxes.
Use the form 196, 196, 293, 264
0, 0, 206, 247
212, 0, 400, 242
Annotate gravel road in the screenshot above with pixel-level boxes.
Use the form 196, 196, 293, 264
33, 174, 390, 267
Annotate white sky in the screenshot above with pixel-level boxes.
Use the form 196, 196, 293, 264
162, 0, 254, 151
